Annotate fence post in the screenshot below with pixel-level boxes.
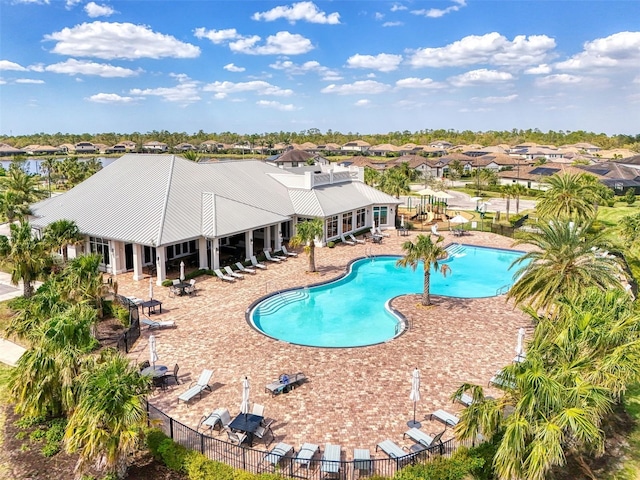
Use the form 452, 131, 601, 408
170, 417, 174, 440
201, 431, 205, 454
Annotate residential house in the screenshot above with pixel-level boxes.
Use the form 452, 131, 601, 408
429, 140, 453, 149
29, 155, 400, 283
142, 141, 168, 152
75, 142, 98, 153
173, 142, 196, 152
23, 145, 62, 155
266, 149, 328, 168
369, 144, 400, 157
341, 140, 370, 153
614, 154, 640, 172
0, 143, 26, 157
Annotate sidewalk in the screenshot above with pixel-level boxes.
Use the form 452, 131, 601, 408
0, 272, 30, 366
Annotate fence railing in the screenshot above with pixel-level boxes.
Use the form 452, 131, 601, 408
114, 297, 140, 354
147, 402, 471, 479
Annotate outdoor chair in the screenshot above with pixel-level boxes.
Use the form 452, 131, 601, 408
177, 369, 213, 404
376, 226, 390, 238
225, 427, 247, 446
254, 421, 275, 447
250, 256, 267, 270
184, 279, 196, 296
139, 360, 150, 371
263, 442, 294, 469
403, 428, 445, 454
265, 372, 307, 395
264, 251, 283, 263
282, 246, 298, 257
296, 443, 320, 473
252, 403, 265, 417
376, 440, 424, 467
236, 262, 256, 274
427, 409, 459, 427
340, 234, 355, 246
168, 279, 181, 298
199, 408, 231, 433
214, 268, 236, 282
320, 443, 341, 478
141, 316, 175, 329
348, 233, 365, 244
489, 370, 516, 390
224, 265, 244, 280
162, 363, 180, 386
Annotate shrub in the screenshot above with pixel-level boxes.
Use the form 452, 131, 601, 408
394, 448, 484, 480
45, 418, 66, 443
162, 279, 174, 287
29, 428, 47, 441
145, 428, 169, 460
157, 438, 189, 472
327, 241, 335, 248
183, 451, 233, 480
625, 188, 636, 206
41, 442, 60, 457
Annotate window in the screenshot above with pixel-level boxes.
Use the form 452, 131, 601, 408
342, 212, 353, 234
89, 237, 110, 265
356, 208, 366, 229
326, 215, 338, 238
373, 206, 388, 226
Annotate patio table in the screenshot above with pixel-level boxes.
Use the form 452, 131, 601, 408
141, 299, 163, 315
229, 413, 264, 446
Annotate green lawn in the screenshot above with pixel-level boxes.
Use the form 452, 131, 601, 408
605, 384, 640, 480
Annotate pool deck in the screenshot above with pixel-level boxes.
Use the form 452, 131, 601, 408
123, 230, 534, 457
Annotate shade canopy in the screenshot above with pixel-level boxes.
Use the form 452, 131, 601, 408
470, 197, 483, 202
432, 191, 454, 200
450, 214, 469, 224
416, 188, 437, 196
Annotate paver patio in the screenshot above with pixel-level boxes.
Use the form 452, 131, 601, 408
123, 230, 534, 458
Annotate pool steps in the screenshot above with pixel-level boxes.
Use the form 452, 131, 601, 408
445, 243, 467, 258
254, 289, 310, 316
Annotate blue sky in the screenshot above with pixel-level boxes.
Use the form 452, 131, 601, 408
1, 0, 639, 137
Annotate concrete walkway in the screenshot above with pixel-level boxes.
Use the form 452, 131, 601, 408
0, 272, 30, 366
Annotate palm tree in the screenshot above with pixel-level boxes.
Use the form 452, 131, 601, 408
60, 254, 109, 319
511, 183, 527, 214
65, 349, 151, 479
454, 288, 640, 480
536, 172, 609, 221
507, 220, 627, 312
0, 162, 48, 205
289, 218, 324, 273
0, 221, 51, 298
363, 167, 380, 187
379, 167, 410, 198
0, 190, 31, 222
43, 219, 84, 262
500, 184, 516, 222
182, 150, 202, 162
396, 234, 450, 306
41, 157, 59, 198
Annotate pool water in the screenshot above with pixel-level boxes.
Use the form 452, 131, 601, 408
249, 245, 525, 348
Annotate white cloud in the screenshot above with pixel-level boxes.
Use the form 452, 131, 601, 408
15, 78, 45, 84
555, 31, 640, 71
374, 12, 384, 20
449, 69, 514, 87
256, 100, 297, 111
0, 60, 28, 71
390, 4, 407, 12
321, 80, 390, 95
535, 74, 583, 87
129, 75, 201, 104
229, 31, 313, 55
525, 64, 552, 75
87, 93, 137, 103
252, 2, 340, 24
354, 99, 371, 107
66, 0, 82, 8
471, 94, 518, 104
0, 79, 6, 85
84, 2, 115, 18
408, 32, 556, 68
383, 21, 403, 27
203, 80, 293, 98
29, 63, 45, 72
14, 0, 50, 4
346, 53, 402, 72
45, 59, 139, 77
194, 28, 241, 44
45, 22, 200, 60
395, 77, 445, 89
633, 75, 640, 84
412, 0, 466, 18
224, 63, 245, 73
269, 59, 340, 80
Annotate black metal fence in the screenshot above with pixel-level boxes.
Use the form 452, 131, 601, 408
147, 402, 470, 479
114, 296, 140, 354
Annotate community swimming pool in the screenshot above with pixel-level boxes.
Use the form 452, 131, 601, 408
249, 244, 526, 348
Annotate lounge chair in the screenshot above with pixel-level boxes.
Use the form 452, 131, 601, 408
428, 409, 459, 427
199, 407, 231, 433
376, 226, 390, 238
141, 316, 175, 329
236, 262, 256, 274
250, 255, 268, 269
282, 246, 298, 257
177, 369, 213, 404
348, 233, 365, 244
214, 268, 236, 282
340, 234, 355, 246
403, 428, 445, 454
489, 370, 516, 390
456, 393, 474, 407
296, 442, 320, 472
376, 440, 423, 467
264, 251, 283, 263
265, 372, 307, 395
320, 443, 341, 477
264, 442, 294, 468
224, 265, 244, 279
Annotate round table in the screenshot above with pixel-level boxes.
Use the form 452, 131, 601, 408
141, 365, 168, 378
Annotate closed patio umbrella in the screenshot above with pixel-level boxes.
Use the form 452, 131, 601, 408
240, 376, 250, 415
149, 276, 154, 300
515, 327, 526, 361
400, 215, 405, 228
149, 335, 158, 369
180, 261, 185, 282
408, 368, 421, 428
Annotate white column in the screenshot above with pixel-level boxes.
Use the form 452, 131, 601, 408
198, 237, 208, 270
275, 225, 282, 251
264, 227, 272, 253
67, 245, 79, 259
245, 231, 253, 260
132, 244, 144, 281
109, 241, 118, 276
155, 247, 166, 285
212, 238, 220, 270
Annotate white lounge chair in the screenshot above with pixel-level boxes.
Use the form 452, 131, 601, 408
376, 226, 390, 238
236, 262, 256, 274
489, 369, 516, 390
376, 439, 425, 466
282, 246, 298, 257
141, 316, 175, 329
340, 234, 355, 246
224, 265, 244, 279
403, 428, 445, 453
349, 233, 365, 244
428, 409, 459, 427
321, 443, 341, 477
214, 268, 235, 282
178, 369, 213, 404
264, 251, 283, 263
250, 255, 267, 269
296, 443, 320, 471
264, 442, 294, 468
199, 407, 231, 433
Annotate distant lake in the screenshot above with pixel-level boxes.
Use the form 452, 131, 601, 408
0, 157, 117, 175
